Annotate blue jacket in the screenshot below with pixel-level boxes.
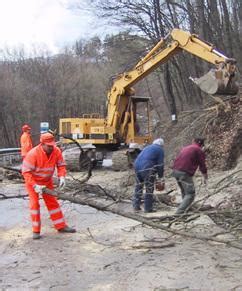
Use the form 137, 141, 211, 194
134, 144, 164, 178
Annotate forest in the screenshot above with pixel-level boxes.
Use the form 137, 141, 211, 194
0, 0, 241, 147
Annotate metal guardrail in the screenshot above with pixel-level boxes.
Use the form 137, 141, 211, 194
0, 148, 21, 167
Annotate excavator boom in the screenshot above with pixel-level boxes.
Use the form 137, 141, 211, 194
106, 28, 238, 128
59, 28, 238, 152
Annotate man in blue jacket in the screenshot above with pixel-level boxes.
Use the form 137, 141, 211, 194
133, 138, 165, 212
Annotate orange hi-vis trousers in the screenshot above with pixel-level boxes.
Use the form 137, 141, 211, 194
26, 184, 66, 233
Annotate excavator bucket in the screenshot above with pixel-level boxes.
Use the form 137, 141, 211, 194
191, 69, 239, 96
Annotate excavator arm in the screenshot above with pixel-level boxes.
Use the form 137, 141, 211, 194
107, 28, 238, 128
58, 28, 238, 150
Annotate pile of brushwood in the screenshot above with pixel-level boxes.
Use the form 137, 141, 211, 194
205, 103, 242, 170
42, 168, 242, 250
161, 99, 242, 171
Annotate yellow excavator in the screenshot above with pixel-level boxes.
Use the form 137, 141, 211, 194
59, 28, 238, 168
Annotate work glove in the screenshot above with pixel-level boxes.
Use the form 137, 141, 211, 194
59, 176, 66, 189
34, 184, 46, 194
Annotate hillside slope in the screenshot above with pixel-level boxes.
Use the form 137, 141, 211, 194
159, 100, 242, 171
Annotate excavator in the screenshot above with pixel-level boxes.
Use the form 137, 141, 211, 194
59, 28, 238, 169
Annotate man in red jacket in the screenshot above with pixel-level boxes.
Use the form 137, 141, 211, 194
20, 124, 33, 159
22, 132, 76, 239
172, 137, 208, 214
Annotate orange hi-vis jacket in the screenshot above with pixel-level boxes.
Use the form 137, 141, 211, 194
22, 144, 66, 187
20, 132, 33, 158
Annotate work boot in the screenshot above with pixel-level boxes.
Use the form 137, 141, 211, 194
144, 209, 156, 213
58, 226, 76, 233
144, 194, 154, 213
133, 206, 141, 212
33, 232, 41, 240
175, 209, 184, 215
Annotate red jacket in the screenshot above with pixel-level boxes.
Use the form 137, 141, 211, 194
20, 132, 33, 158
173, 143, 207, 176
22, 144, 66, 187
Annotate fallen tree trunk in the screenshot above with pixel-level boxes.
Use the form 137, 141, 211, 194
45, 188, 242, 250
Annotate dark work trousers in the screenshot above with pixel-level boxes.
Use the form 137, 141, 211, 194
133, 168, 156, 211
172, 170, 195, 214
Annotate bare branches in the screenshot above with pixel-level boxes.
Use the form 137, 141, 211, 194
41, 185, 242, 250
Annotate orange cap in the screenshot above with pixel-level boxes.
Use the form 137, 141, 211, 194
40, 132, 56, 146
22, 124, 31, 131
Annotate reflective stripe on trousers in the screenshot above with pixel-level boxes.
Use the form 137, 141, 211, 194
26, 183, 67, 232
31, 209, 41, 231
48, 208, 66, 228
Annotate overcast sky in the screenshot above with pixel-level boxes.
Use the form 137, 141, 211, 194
0, 0, 114, 54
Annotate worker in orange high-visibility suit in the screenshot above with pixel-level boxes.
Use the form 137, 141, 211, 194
22, 132, 76, 239
20, 124, 33, 159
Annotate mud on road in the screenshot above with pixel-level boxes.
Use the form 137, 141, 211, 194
1, 170, 242, 291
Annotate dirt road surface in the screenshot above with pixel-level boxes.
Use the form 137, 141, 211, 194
1, 176, 242, 291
